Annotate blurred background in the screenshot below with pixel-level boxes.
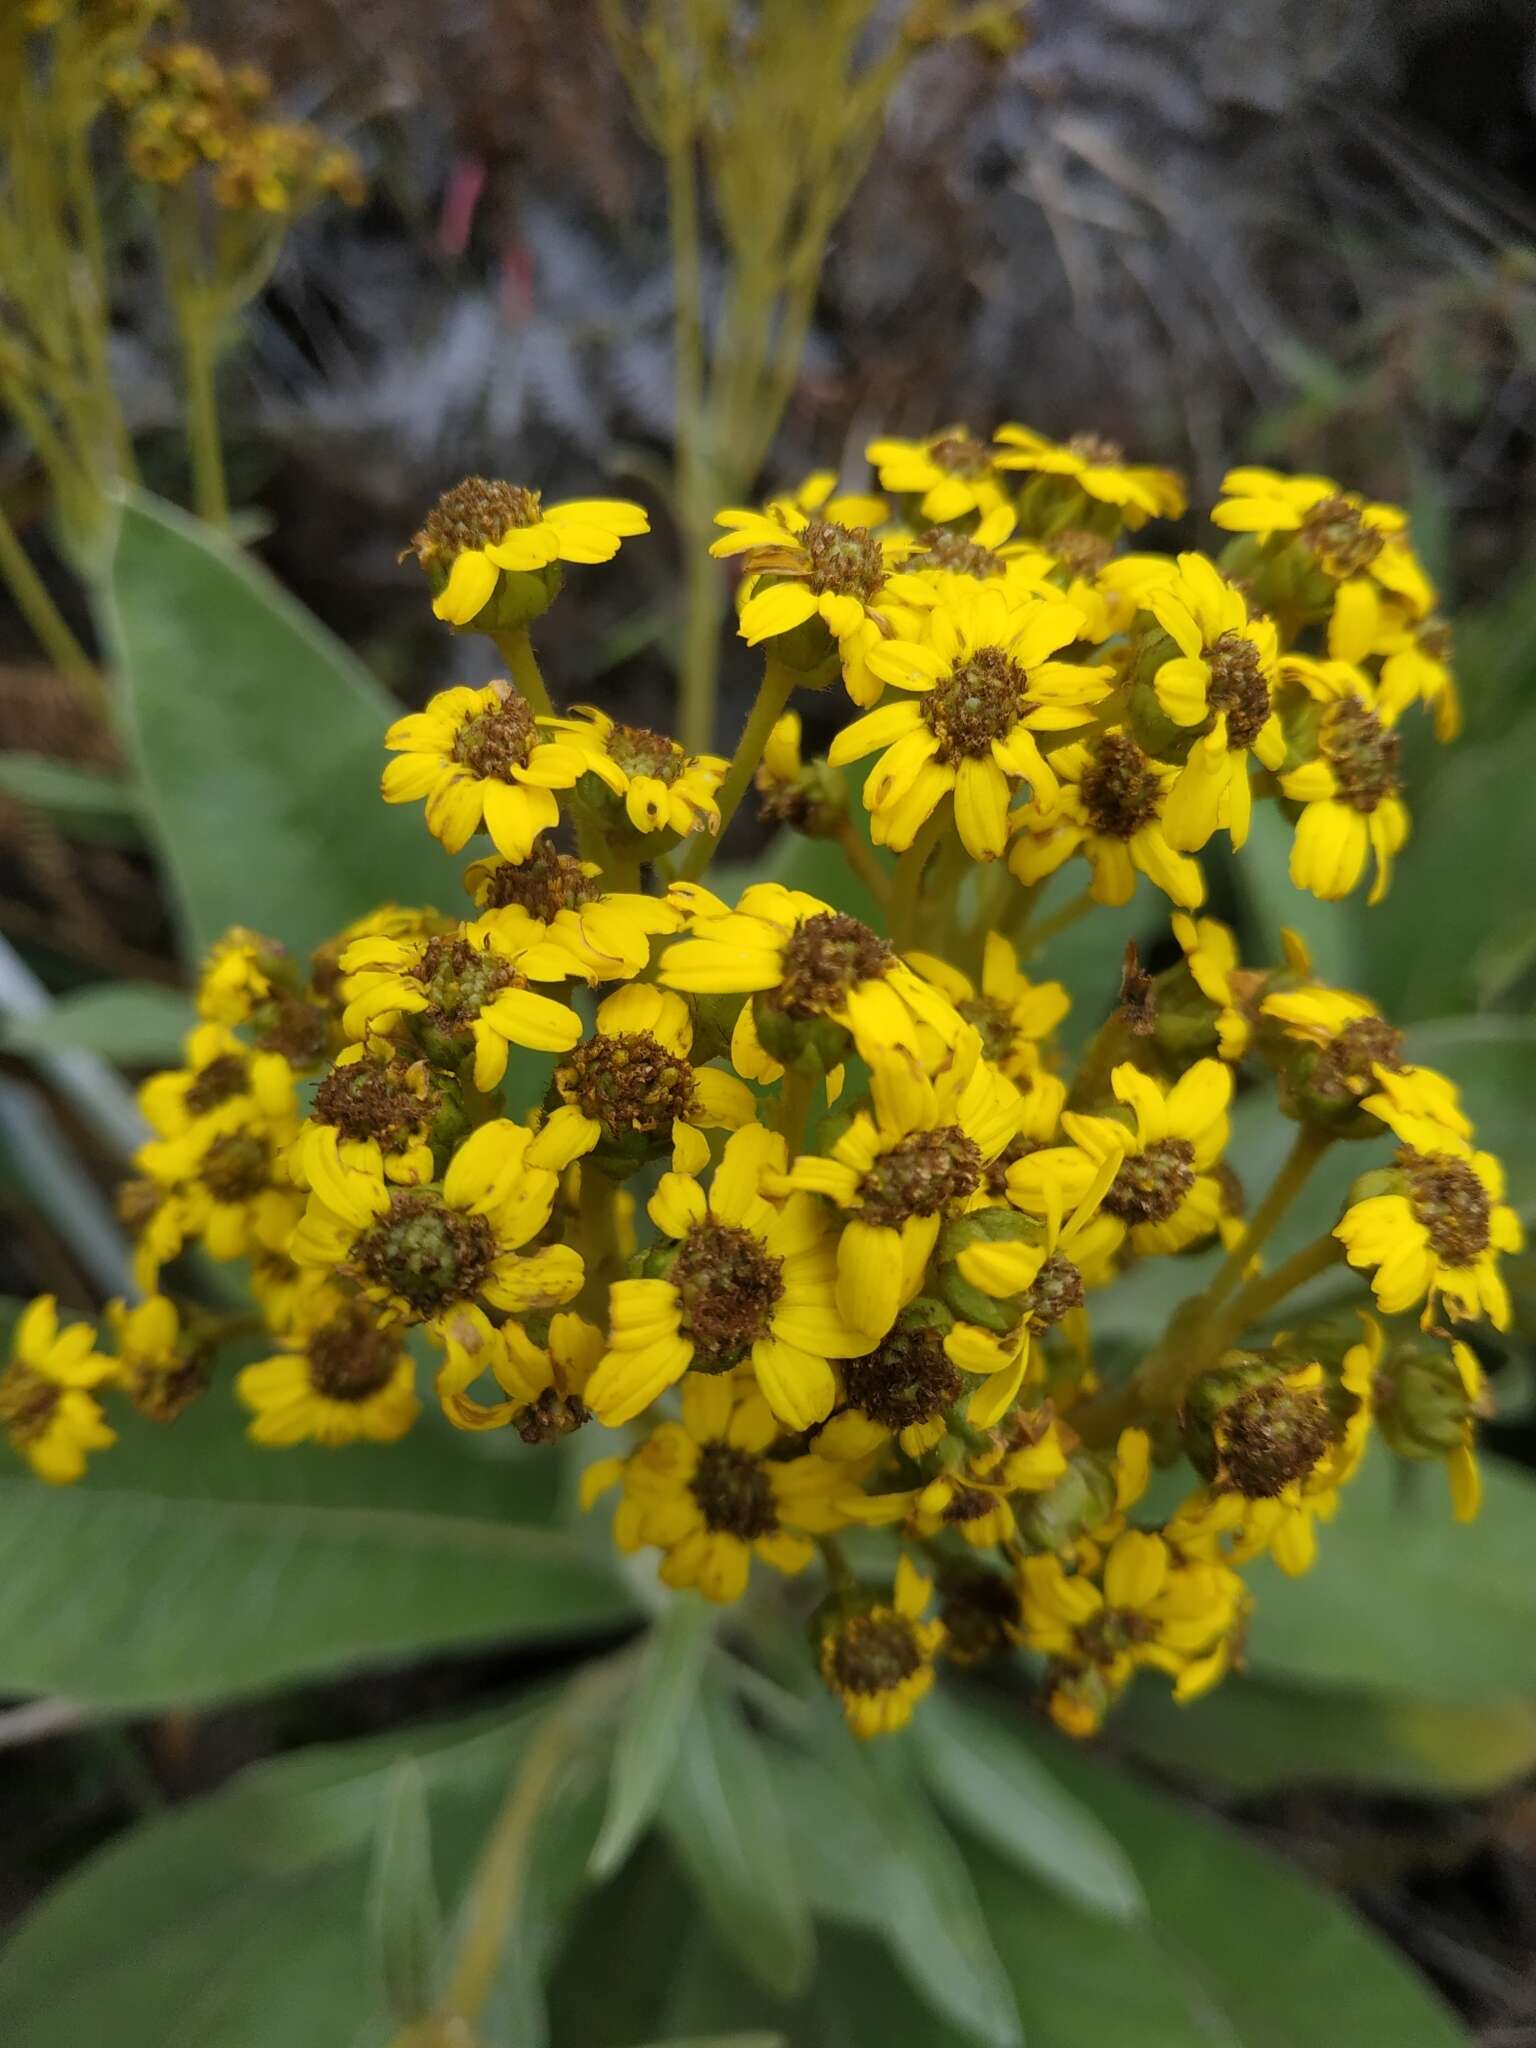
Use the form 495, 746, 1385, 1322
3, 2, 1536, 2039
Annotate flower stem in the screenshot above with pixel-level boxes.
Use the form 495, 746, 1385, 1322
0, 499, 104, 713
890, 807, 949, 951
491, 626, 554, 719
1197, 1231, 1347, 1365
1018, 884, 1094, 960
576, 1164, 621, 1318
678, 652, 797, 882
775, 1065, 816, 1159
1199, 1124, 1333, 1319
178, 297, 228, 531
831, 815, 890, 911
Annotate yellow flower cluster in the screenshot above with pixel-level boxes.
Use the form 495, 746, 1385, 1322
9, 434, 1509, 1748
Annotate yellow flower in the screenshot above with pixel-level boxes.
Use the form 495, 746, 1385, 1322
382, 682, 591, 858
236, 1286, 419, 1446
338, 917, 581, 1091
291, 1120, 582, 1332
408, 477, 648, 626
294, 1041, 460, 1191
1274, 659, 1408, 904
535, 706, 726, 840
138, 1021, 297, 1144
830, 584, 1109, 860
1210, 466, 1435, 619
584, 1373, 857, 1603
865, 427, 1009, 523
0, 1296, 116, 1484
196, 927, 284, 1025
105, 1293, 207, 1422
991, 424, 1186, 525
431, 1306, 601, 1436
814, 1311, 966, 1460
464, 842, 683, 983
659, 880, 964, 1079
905, 930, 1070, 1080
1172, 913, 1250, 1059
1336, 1135, 1522, 1329
136, 1084, 302, 1265
1373, 611, 1460, 741
1445, 1340, 1485, 1524
771, 1040, 1023, 1341
586, 1123, 867, 1431
1008, 732, 1205, 909
1258, 982, 1467, 1142
818, 1553, 946, 1737
527, 983, 757, 1178
710, 493, 919, 651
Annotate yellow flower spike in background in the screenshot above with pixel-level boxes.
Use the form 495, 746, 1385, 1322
991, 422, 1187, 526
865, 427, 1009, 524
1210, 466, 1435, 622
0, 1296, 116, 1484
382, 681, 589, 860
817, 1553, 946, 1737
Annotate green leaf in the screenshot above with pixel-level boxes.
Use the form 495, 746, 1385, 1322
0, 1392, 634, 1709
1243, 1445, 1536, 1702
1122, 1672, 1536, 1799
591, 1593, 715, 1878
1, 982, 195, 1065
660, 1675, 815, 1998
368, 1757, 443, 2023
0, 752, 142, 844
0, 1697, 553, 2048
914, 1685, 1146, 1922
102, 491, 456, 966
962, 1729, 1470, 2047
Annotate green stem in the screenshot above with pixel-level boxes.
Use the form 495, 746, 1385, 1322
0, 497, 104, 712
679, 652, 797, 882
1196, 1231, 1347, 1365
816, 1533, 855, 1593
178, 297, 228, 530
889, 807, 949, 952
1198, 1125, 1333, 1320
775, 1066, 816, 1159
491, 626, 555, 719
1065, 1009, 1136, 1113
831, 815, 891, 911
576, 1165, 620, 1318
1018, 885, 1095, 961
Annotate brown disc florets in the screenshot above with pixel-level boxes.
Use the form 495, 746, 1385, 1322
670, 1220, 784, 1370
306, 1300, 401, 1402
1205, 630, 1271, 750
824, 1611, 923, 1695
958, 994, 1018, 1065
1022, 1251, 1086, 1330
922, 645, 1030, 763
415, 934, 524, 1026
184, 1053, 251, 1116
556, 1032, 698, 1134
841, 1322, 962, 1433
513, 1389, 588, 1445
412, 476, 540, 565
1066, 431, 1125, 466
478, 843, 602, 920
1319, 697, 1401, 814
0, 1368, 59, 1444
1103, 1137, 1196, 1225
1405, 1151, 1491, 1265
312, 1054, 444, 1149
1081, 733, 1162, 840
858, 1127, 983, 1227
776, 912, 892, 1017
1052, 527, 1113, 577
251, 994, 329, 1067
938, 1566, 1022, 1664
1300, 495, 1382, 577
200, 1131, 273, 1202
689, 1440, 779, 1538
1215, 1376, 1332, 1498
928, 433, 991, 478
1311, 1016, 1404, 1107
354, 1191, 496, 1314
450, 688, 539, 782
799, 519, 885, 600
909, 527, 1004, 580
606, 723, 684, 785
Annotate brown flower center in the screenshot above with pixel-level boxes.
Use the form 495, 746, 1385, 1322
514, 1389, 589, 1445
670, 1219, 784, 1370
1311, 1015, 1404, 1106
1066, 432, 1125, 466
354, 1191, 496, 1314
1081, 733, 1162, 839
1104, 1136, 1196, 1225
1216, 1378, 1332, 1498
689, 1440, 779, 1538
184, 1053, 250, 1116
922, 645, 1030, 763
840, 1323, 961, 1433
958, 994, 1019, 1065
556, 1031, 698, 1134
415, 934, 524, 1026
800, 519, 885, 600
1051, 527, 1113, 577
251, 994, 328, 1067
1300, 495, 1382, 577
414, 476, 541, 562
200, 1131, 272, 1202
0, 1366, 61, 1445
478, 843, 602, 920
450, 689, 538, 781
306, 1301, 401, 1403
826, 1611, 923, 1694
312, 1055, 444, 1149
909, 527, 1004, 580
928, 433, 991, 478
606, 723, 684, 785
1022, 1252, 1085, 1329
1319, 697, 1401, 814
1205, 630, 1271, 750
939, 1566, 1021, 1664
776, 912, 892, 1018
858, 1126, 983, 1227
1405, 1151, 1491, 1266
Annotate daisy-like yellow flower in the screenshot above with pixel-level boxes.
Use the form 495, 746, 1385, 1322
138, 1021, 298, 1145
1373, 610, 1460, 741
865, 427, 1009, 524
710, 493, 917, 648
1130, 552, 1285, 851
527, 983, 757, 1179
1274, 658, 1408, 904
236, 1285, 419, 1446
905, 930, 1069, 1080
136, 1088, 303, 1266
291, 1120, 582, 1332
1371, 1328, 1487, 1524
814, 1309, 966, 1460
771, 1040, 1023, 1341
464, 842, 683, 983
1008, 731, 1205, 909
433, 1307, 600, 1437
1258, 980, 1466, 1142
105, 1293, 206, 1422
818, 1553, 946, 1737
660, 880, 964, 1081
408, 476, 649, 626
586, 1123, 867, 1431
338, 917, 581, 1091
584, 1372, 859, 1603
1336, 1133, 1522, 1329
991, 423, 1186, 526
1018, 1060, 1232, 1259
1210, 466, 1434, 620
196, 926, 285, 1025
830, 584, 1109, 860
382, 682, 592, 860
294, 1041, 463, 1191
535, 705, 726, 840
0, 1296, 116, 1484
1021, 1531, 1246, 1734
1172, 913, 1251, 1060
